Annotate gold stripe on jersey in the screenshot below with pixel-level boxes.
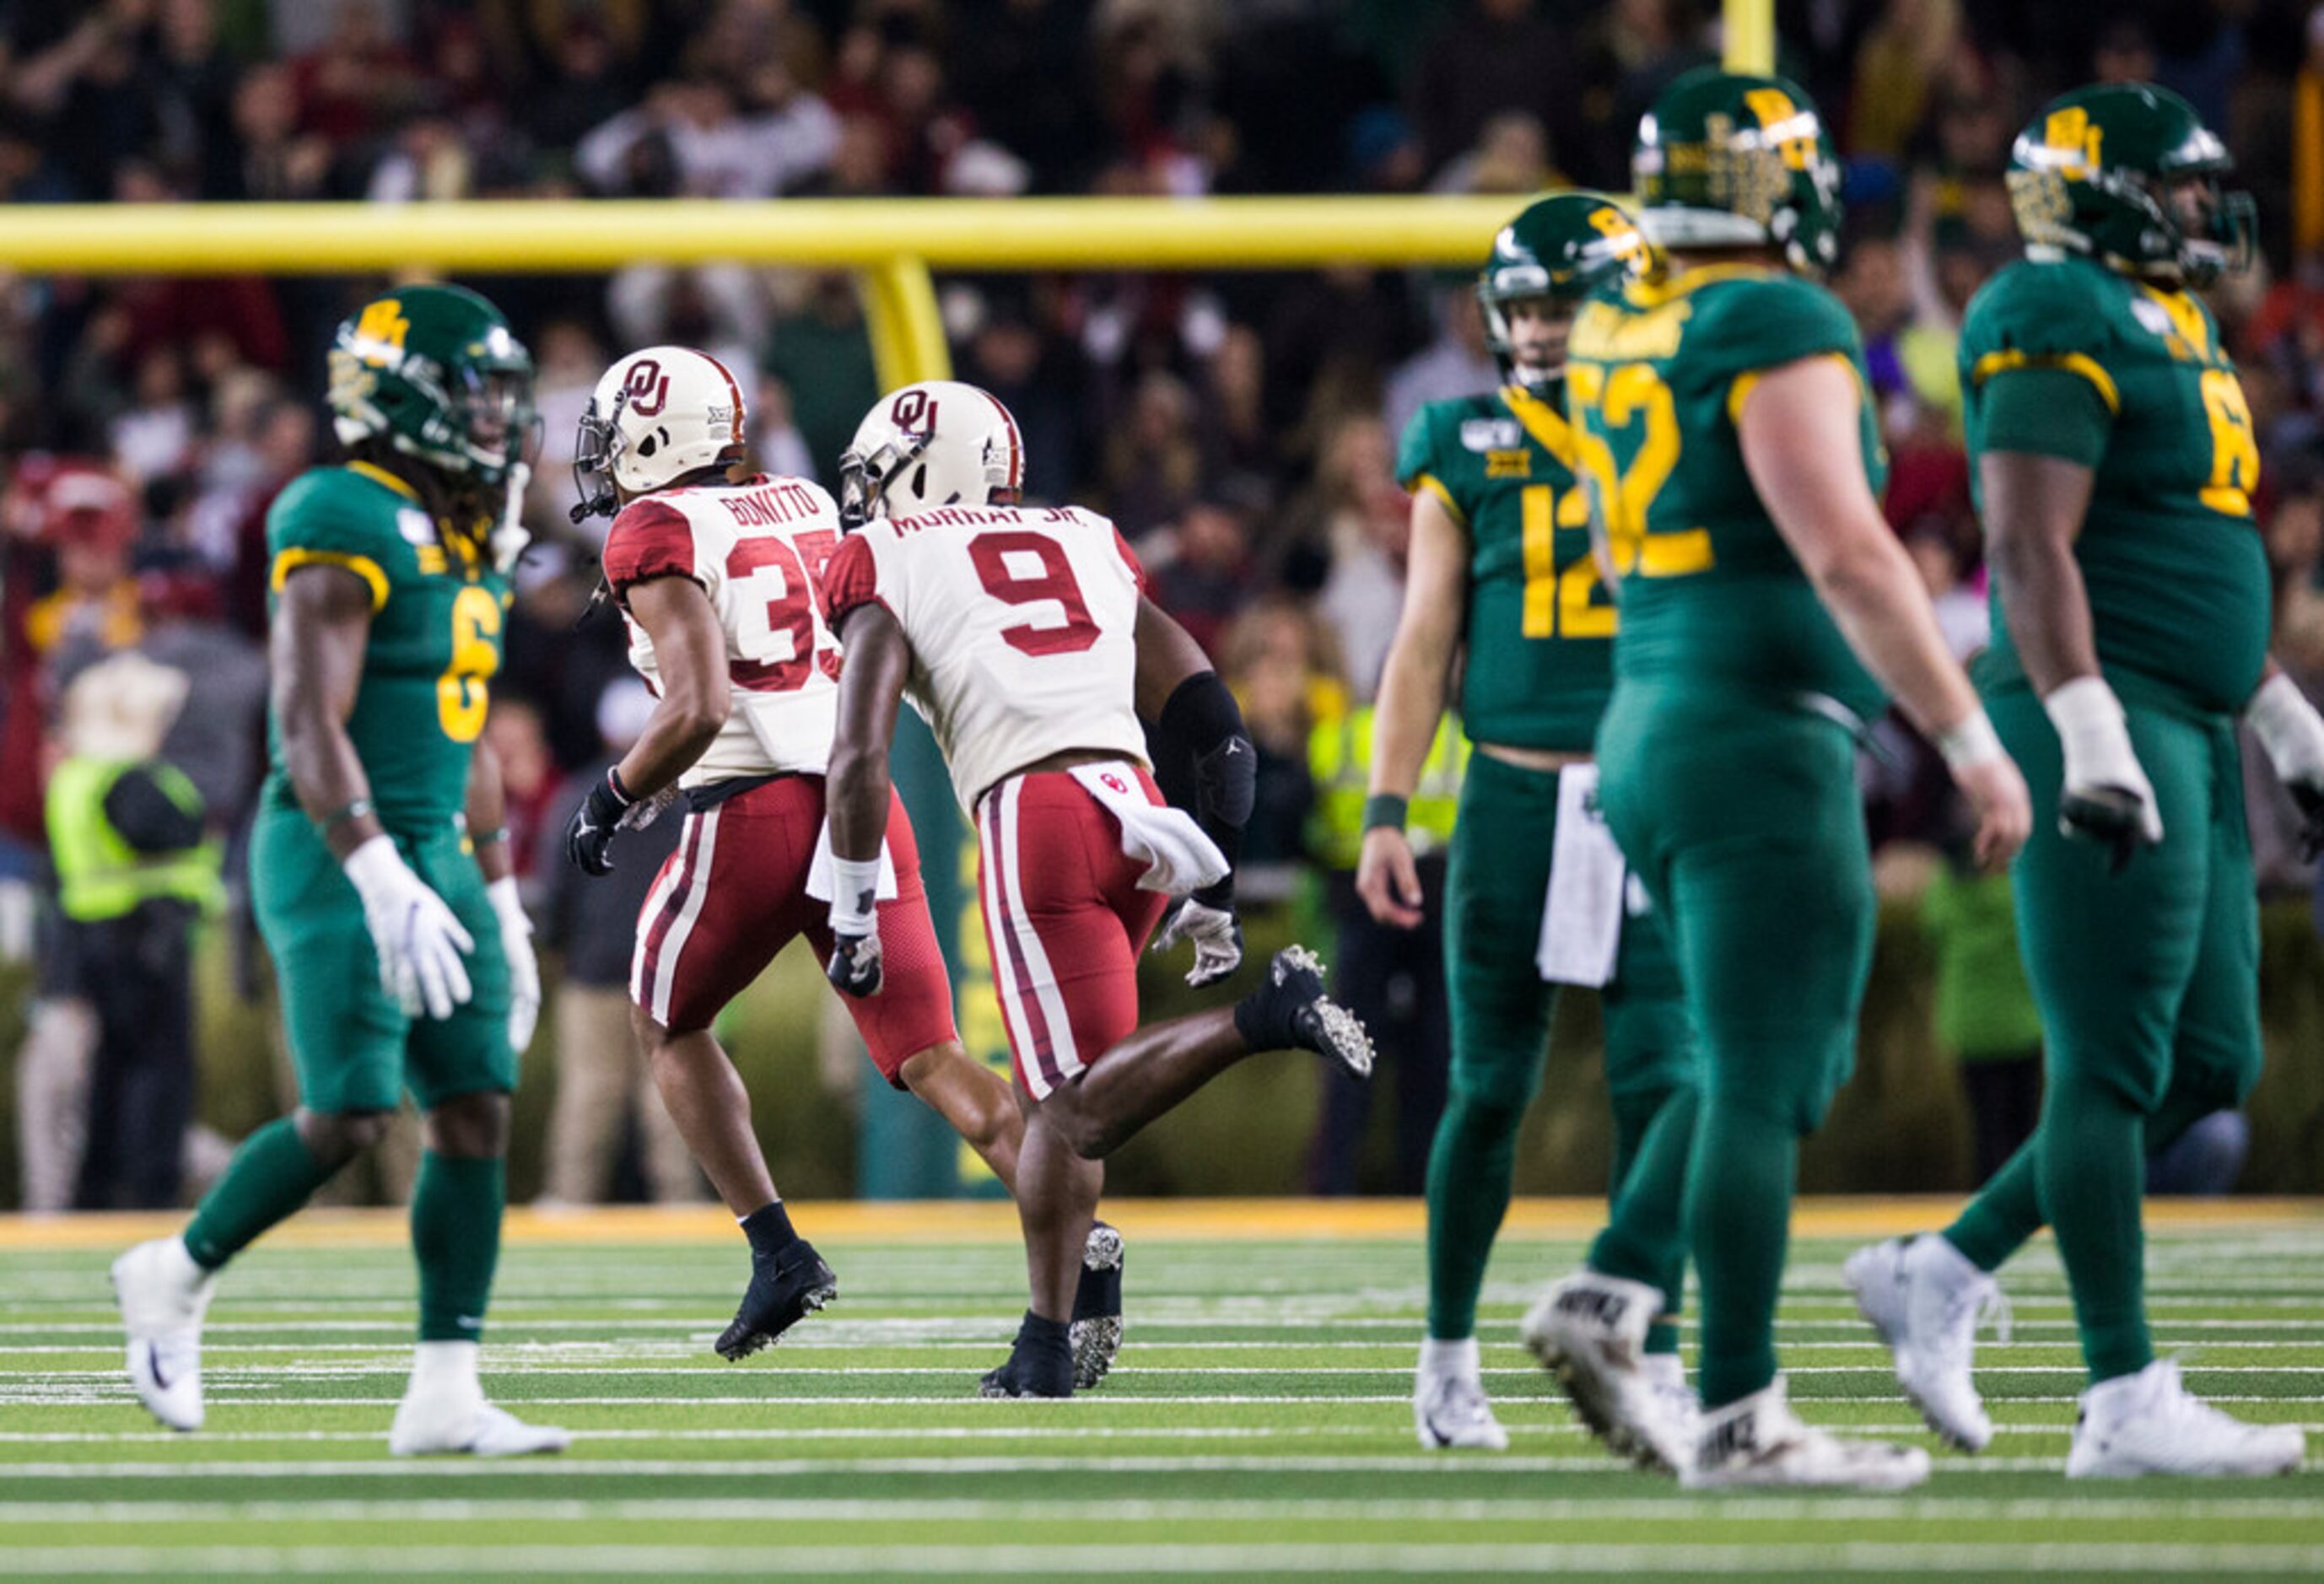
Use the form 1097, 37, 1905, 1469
1499, 384, 1578, 466
1969, 348, 2122, 412
272, 547, 390, 612
1410, 471, 1469, 528
345, 459, 422, 500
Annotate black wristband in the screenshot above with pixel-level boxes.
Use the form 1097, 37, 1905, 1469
1362, 794, 1409, 832
606, 766, 638, 806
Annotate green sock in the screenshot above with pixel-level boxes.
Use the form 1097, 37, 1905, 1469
182, 1117, 339, 1270
1422, 1091, 1527, 1339
1943, 1139, 2046, 1273
1687, 1096, 1794, 1409
1589, 1085, 1695, 1329
1946, 1069, 2215, 1287
1606, 1083, 1688, 1355
412, 1152, 505, 1344
2040, 1075, 2153, 1384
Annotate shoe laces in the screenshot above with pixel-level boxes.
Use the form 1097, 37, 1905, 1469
1937, 1273, 2010, 1364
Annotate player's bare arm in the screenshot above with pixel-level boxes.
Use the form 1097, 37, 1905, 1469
1982, 445, 2162, 866
823, 600, 913, 995
612, 574, 731, 800
466, 736, 541, 1056
1356, 486, 1468, 929
273, 563, 384, 862
1739, 353, 2030, 870
276, 560, 478, 1024
1134, 594, 1254, 986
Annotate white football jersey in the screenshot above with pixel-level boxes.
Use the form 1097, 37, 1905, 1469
600, 474, 846, 787
820, 504, 1149, 811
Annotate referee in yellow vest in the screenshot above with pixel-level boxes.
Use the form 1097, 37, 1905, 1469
46, 652, 222, 1209
1308, 702, 1467, 1193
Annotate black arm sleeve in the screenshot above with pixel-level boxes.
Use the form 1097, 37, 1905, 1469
102, 768, 205, 855
1150, 670, 1254, 908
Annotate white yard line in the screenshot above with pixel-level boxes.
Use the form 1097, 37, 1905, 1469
3, 1543, 2323, 1576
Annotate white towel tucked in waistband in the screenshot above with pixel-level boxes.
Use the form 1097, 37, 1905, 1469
1070, 763, 1229, 896
806, 822, 899, 903
1535, 762, 1626, 988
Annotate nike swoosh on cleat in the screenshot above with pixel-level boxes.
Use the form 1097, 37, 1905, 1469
148, 1352, 172, 1391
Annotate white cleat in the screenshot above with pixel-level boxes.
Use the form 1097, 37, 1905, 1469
1642, 1350, 1699, 1452
1414, 1371, 1510, 1451
111, 1237, 215, 1432
1845, 1234, 2006, 1452
1520, 1269, 1692, 1473
2066, 1360, 2305, 1479
1682, 1377, 1931, 1490
389, 1340, 570, 1457
390, 1396, 571, 1457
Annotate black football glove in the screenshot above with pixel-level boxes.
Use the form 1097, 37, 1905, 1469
564, 768, 638, 877
826, 929, 884, 998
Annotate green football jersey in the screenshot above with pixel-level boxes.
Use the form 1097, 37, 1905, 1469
1566, 264, 1888, 724
1395, 383, 1613, 752
1961, 254, 2269, 718
260, 462, 511, 833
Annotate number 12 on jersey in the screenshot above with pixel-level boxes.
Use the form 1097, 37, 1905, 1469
1519, 483, 1616, 640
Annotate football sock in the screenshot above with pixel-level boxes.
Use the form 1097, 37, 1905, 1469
1609, 1084, 1686, 1356
1422, 1090, 1526, 1340
1687, 1095, 1793, 1409
2039, 1074, 2154, 1384
182, 1117, 338, 1271
1418, 1334, 1481, 1382
741, 1200, 798, 1262
412, 1152, 504, 1344
1588, 1084, 1696, 1354
1942, 1140, 2044, 1274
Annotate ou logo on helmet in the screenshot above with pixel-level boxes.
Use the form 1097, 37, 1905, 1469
624, 358, 671, 418
891, 388, 939, 434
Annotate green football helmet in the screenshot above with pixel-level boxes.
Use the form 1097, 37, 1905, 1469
326, 283, 537, 489
1631, 67, 1844, 277
2007, 83, 2255, 288
1477, 192, 1654, 385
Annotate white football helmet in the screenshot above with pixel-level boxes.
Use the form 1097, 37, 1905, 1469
838, 380, 1024, 528
572, 345, 748, 519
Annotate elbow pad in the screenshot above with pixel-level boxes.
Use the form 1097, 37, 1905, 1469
1155, 671, 1254, 904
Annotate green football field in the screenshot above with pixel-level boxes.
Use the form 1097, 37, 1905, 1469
2, 1200, 2319, 1582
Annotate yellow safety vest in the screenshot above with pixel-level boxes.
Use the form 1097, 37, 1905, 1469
1308, 704, 1466, 870
45, 757, 224, 923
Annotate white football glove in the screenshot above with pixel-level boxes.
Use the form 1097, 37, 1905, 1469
2046, 676, 2162, 872
486, 876, 540, 1053
344, 835, 475, 1020
2246, 671, 2324, 859
1151, 897, 1243, 988
490, 460, 532, 576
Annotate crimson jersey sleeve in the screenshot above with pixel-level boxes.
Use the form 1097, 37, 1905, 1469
819, 531, 884, 628
600, 498, 698, 608
1111, 526, 1147, 596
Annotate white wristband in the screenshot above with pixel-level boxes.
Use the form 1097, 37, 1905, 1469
1933, 708, 2004, 773
2246, 672, 2324, 771
828, 855, 882, 935
341, 832, 404, 897
2043, 674, 2126, 752
486, 876, 530, 935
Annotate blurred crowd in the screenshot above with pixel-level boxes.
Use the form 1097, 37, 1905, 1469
7, 0, 2324, 1203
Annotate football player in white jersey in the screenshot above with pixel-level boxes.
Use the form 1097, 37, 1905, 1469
563, 348, 1113, 1371
820, 380, 1378, 1396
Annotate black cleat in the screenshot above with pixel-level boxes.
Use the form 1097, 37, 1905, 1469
979, 1312, 1075, 1398
1234, 945, 1375, 1080
714, 1241, 838, 1360
1070, 1221, 1125, 1390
